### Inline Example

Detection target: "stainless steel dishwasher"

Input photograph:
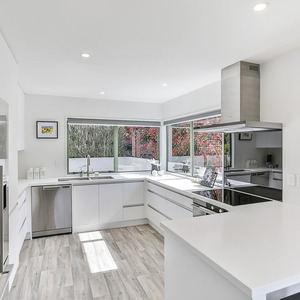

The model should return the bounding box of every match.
[31,185,72,238]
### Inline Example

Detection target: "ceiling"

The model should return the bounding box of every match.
[0,0,300,103]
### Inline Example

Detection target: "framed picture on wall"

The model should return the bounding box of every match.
[36,121,58,139]
[239,133,252,141]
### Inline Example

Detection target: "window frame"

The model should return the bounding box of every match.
[67,119,160,174]
[166,113,232,177]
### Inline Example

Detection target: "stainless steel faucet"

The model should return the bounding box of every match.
[87,155,90,177]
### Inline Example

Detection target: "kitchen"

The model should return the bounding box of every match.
[0,0,300,299]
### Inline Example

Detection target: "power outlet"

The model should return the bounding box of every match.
[297,175,300,187]
[287,174,296,186]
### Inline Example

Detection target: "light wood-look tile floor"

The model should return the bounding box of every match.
[9,225,164,300]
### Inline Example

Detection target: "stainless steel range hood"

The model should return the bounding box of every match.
[194,61,282,133]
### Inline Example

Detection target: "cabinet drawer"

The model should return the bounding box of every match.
[123,182,144,206]
[164,189,193,209]
[124,205,145,221]
[147,182,166,197]
[165,200,192,220]
[147,205,169,230]
[147,190,165,214]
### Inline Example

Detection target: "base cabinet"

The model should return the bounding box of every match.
[72,185,99,233]
[146,181,193,234]
[99,184,123,224]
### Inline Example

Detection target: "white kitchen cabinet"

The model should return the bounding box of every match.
[146,181,193,234]
[226,173,251,183]
[256,131,282,148]
[99,183,123,224]
[165,200,192,219]
[72,185,99,233]
[123,181,145,221]
[123,182,144,206]
[124,206,144,221]
[269,171,282,189]
[18,190,28,251]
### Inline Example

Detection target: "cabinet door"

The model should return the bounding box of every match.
[256,131,282,148]
[123,182,144,205]
[72,185,99,233]
[99,184,123,224]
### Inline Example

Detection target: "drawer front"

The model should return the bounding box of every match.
[147,205,169,230]
[147,190,166,214]
[165,200,192,220]
[123,182,144,206]
[147,182,166,197]
[124,205,145,221]
[272,171,282,180]
[164,189,193,209]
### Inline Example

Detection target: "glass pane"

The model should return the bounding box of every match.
[193,116,222,176]
[118,126,159,172]
[68,124,114,173]
[167,122,191,175]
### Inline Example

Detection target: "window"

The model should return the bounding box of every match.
[68,124,114,173]
[193,116,222,175]
[118,126,160,172]
[167,122,191,175]
[67,119,160,174]
[166,113,232,176]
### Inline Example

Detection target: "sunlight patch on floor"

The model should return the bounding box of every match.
[78,231,103,242]
[80,231,118,273]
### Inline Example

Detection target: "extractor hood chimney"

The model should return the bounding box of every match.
[194,61,282,133]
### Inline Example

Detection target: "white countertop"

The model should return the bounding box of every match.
[161,201,300,298]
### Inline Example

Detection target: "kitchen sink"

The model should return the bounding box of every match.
[58,177,91,181]
[89,176,113,180]
[58,176,114,181]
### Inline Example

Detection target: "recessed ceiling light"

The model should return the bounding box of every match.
[100,92,105,95]
[162,83,168,87]
[81,53,90,58]
[253,2,269,12]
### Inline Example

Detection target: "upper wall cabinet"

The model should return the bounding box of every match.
[17,86,25,151]
[256,131,282,148]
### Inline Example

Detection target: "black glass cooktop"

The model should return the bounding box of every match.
[232,185,282,201]
[192,188,272,206]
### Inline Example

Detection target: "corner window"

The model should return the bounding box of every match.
[118,126,160,172]
[167,114,232,176]
[193,116,222,174]
[167,122,191,175]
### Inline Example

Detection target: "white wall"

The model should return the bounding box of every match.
[18,94,162,178]
[162,81,221,121]
[261,47,300,205]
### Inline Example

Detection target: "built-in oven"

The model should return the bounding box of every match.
[192,197,228,217]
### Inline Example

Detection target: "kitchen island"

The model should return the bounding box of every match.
[162,201,300,300]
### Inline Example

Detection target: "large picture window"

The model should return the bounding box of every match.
[67,119,160,174]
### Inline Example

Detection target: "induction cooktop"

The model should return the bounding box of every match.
[192,188,272,206]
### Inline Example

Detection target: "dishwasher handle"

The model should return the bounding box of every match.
[42,186,63,191]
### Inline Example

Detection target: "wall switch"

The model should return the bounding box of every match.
[287,174,296,186]
[297,175,300,187]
